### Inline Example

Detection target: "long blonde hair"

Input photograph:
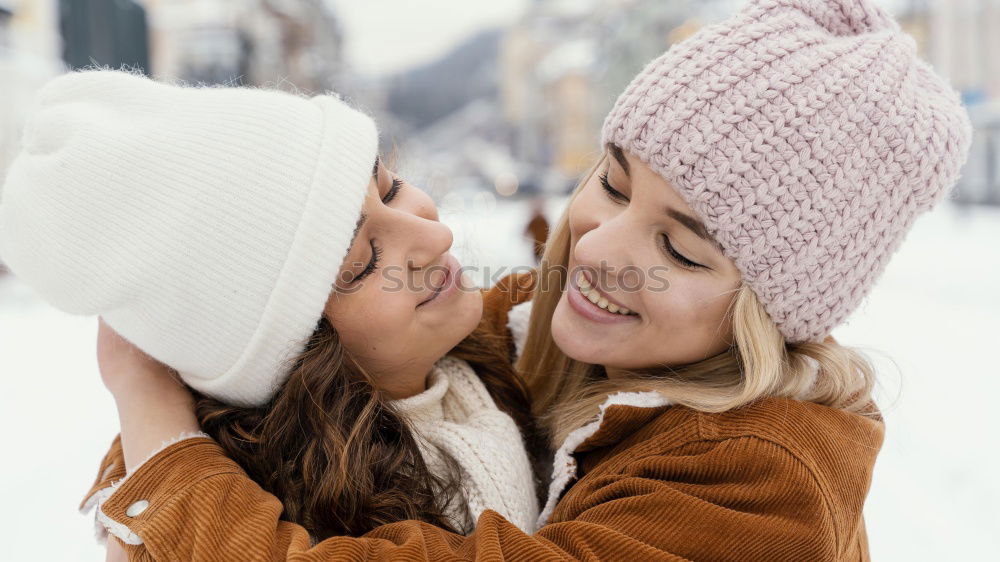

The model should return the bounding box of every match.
[515,154,879,447]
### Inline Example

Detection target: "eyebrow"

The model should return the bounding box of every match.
[607,144,630,176]
[347,155,381,254]
[347,211,369,255]
[666,208,718,247]
[606,143,719,249]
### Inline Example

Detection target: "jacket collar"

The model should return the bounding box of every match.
[537,391,673,528]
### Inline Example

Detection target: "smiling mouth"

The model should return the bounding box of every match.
[575,273,638,317]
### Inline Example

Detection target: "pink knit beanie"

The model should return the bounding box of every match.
[602,0,974,343]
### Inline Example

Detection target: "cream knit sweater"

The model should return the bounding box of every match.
[389,356,538,534]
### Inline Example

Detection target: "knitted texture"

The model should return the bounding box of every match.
[0,69,378,405]
[390,356,539,534]
[602,0,974,342]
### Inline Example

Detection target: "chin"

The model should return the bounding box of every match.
[551,295,611,365]
[418,289,484,368]
[458,288,484,332]
[443,288,484,346]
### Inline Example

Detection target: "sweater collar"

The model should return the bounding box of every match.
[388,358,453,423]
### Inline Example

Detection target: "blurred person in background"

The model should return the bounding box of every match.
[5,0,975,560]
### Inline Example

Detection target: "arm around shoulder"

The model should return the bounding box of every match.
[94,430,844,561]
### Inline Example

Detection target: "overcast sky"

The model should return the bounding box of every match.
[325,0,530,76]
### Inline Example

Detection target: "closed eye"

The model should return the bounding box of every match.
[661,234,703,270]
[353,240,383,284]
[600,172,628,203]
[382,178,403,204]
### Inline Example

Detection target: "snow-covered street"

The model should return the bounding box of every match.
[0,197,997,560]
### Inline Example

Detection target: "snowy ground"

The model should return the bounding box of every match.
[0,197,997,560]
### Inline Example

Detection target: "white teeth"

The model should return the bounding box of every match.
[575,276,636,316]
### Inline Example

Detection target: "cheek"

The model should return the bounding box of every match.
[642,277,736,339]
[567,180,603,240]
[328,282,416,361]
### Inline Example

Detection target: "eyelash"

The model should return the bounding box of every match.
[354,240,383,283]
[383,177,403,204]
[599,171,704,270]
[661,234,702,270]
[599,172,628,202]
[347,176,403,283]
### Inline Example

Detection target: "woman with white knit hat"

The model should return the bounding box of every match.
[0,68,540,546]
[59,0,973,559]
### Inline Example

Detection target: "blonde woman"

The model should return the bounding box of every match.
[80,0,972,559]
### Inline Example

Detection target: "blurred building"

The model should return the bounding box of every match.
[501,0,728,184]
[498,0,1000,203]
[58,0,150,72]
[143,0,345,92]
[4,0,60,60]
[4,0,999,206]
[896,0,1000,102]
[0,0,63,183]
[897,0,1000,205]
[388,0,863,196]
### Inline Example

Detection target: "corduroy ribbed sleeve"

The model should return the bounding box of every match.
[95,431,849,561]
[481,271,536,361]
[79,434,126,514]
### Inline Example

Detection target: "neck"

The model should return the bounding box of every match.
[604,366,628,380]
[379,362,435,400]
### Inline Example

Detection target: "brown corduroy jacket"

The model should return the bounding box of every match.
[81,273,884,561]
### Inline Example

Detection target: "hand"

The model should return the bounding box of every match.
[97,316,176,396]
[96,317,200,472]
[106,539,128,562]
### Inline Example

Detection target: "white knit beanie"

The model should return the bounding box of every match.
[0,69,378,406]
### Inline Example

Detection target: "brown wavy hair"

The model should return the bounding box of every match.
[191,313,537,541]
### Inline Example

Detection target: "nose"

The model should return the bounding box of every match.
[408,184,440,223]
[394,192,452,269]
[573,212,636,293]
[408,218,453,269]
